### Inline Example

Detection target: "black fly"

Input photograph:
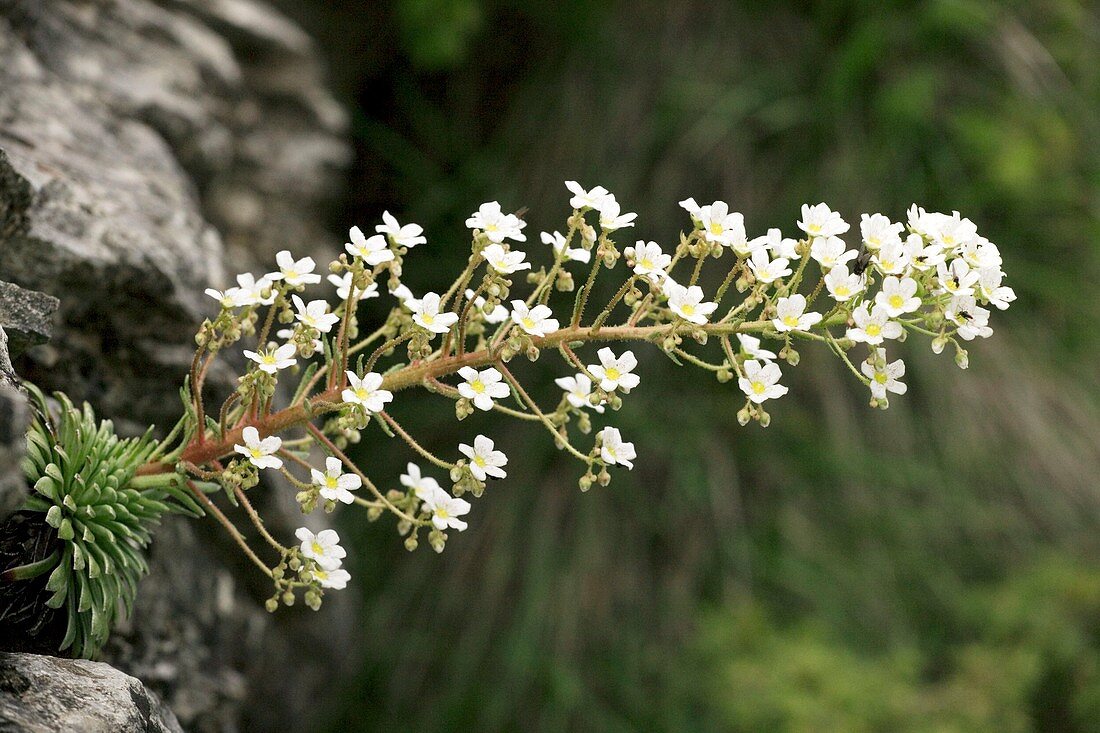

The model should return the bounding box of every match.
[851,243,873,276]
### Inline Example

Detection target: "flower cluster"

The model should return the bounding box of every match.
[168,182,1012,613]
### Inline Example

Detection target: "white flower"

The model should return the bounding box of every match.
[292,295,340,333]
[466,201,527,243]
[464,289,509,323]
[596,196,637,232]
[457,366,510,411]
[276,327,322,352]
[859,213,904,250]
[459,435,508,481]
[588,347,640,393]
[312,566,351,589]
[271,250,322,286]
[541,231,590,263]
[510,301,559,337]
[872,237,912,275]
[327,273,379,302]
[748,228,798,259]
[482,243,531,274]
[823,264,864,302]
[376,210,426,248]
[846,303,903,345]
[746,247,792,284]
[772,294,822,332]
[875,276,922,317]
[312,456,361,505]
[599,427,636,470]
[736,334,777,361]
[666,282,718,325]
[234,426,283,470]
[860,348,907,400]
[294,527,346,571]
[678,197,702,219]
[738,359,789,404]
[936,258,980,297]
[809,236,857,270]
[390,283,418,309]
[630,241,671,282]
[906,204,935,238]
[400,463,443,499]
[958,236,1002,270]
[345,226,395,266]
[341,371,393,413]
[697,201,747,250]
[977,267,1016,311]
[204,284,249,309]
[554,373,604,412]
[946,295,993,341]
[798,203,850,238]
[243,343,297,374]
[927,211,978,250]
[411,292,459,334]
[418,483,472,532]
[907,234,946,272]
[565,180,611,210]
[233,273,276,306]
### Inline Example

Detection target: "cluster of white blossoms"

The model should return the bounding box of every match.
[188,180,1011,610]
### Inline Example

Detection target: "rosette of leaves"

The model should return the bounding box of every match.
[4,385,202,658]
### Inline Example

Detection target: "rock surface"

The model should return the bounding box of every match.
[0,0,356,729]
[0,652,183,732]
[0,327,28,521]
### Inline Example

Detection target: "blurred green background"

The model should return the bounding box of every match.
[277,1,1100,730]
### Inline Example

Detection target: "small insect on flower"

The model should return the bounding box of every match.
[738,359,789,404]
[798,203,850,238]
[457,366,511,411]
[418,483,472,532]
[555,373,605,413]
[665,282,718,325]
[946,295,993,341]
[599,427,636,469]
[459,435,508,481]
[737,334,777,361]
[312,456,362,505]
[565,180,611,211]
[312,566,351,590]
[936,259,981,297]
[243,343,297,374]
[861,348,907,400]
[772,294,822,333]
[596,195,637,232]
[875,276,922,318]
[341,371,393,413]
[482,243,532,274]
[541,231,591,263]
[824,264,865,302]
[510,301,559,337]
[588,348,641,393]
[345,225,396,266]
[271,250,322,287]
[234,426,283,469]
[411,292,460,334]
[466,202,527,243]
[846,303,903,345]
[377,211,427,248]
[630,241,672,282]
[292,295,340,333]
[295,527,346,571]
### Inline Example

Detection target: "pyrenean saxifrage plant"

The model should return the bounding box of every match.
[6,183,1015,657]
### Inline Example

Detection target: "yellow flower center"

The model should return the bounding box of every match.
[836,285,850,297]
[751,381,766,394]
[522,317,536,330]
[681,303,696,316]
[782,315,799,327]
[355,387,370,400]
[261,353,276,364]
[640,258,653,270]
[605,367,621,381]
[865,324,882,337]
[311,541,324,555]
[250,448,264,459]
[474,456,486,467]
[708,222,724,235]
[325,476,339,488]
[421,312,435,325]
[436,507,450,519]
[485,222,499,232]
[471,380,485,394]
[881,259,895,270]
[888,294,904,309]
[807,223,822,234]
[875,372,889,384]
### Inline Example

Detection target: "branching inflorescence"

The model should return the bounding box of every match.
[18,182,1016,645]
